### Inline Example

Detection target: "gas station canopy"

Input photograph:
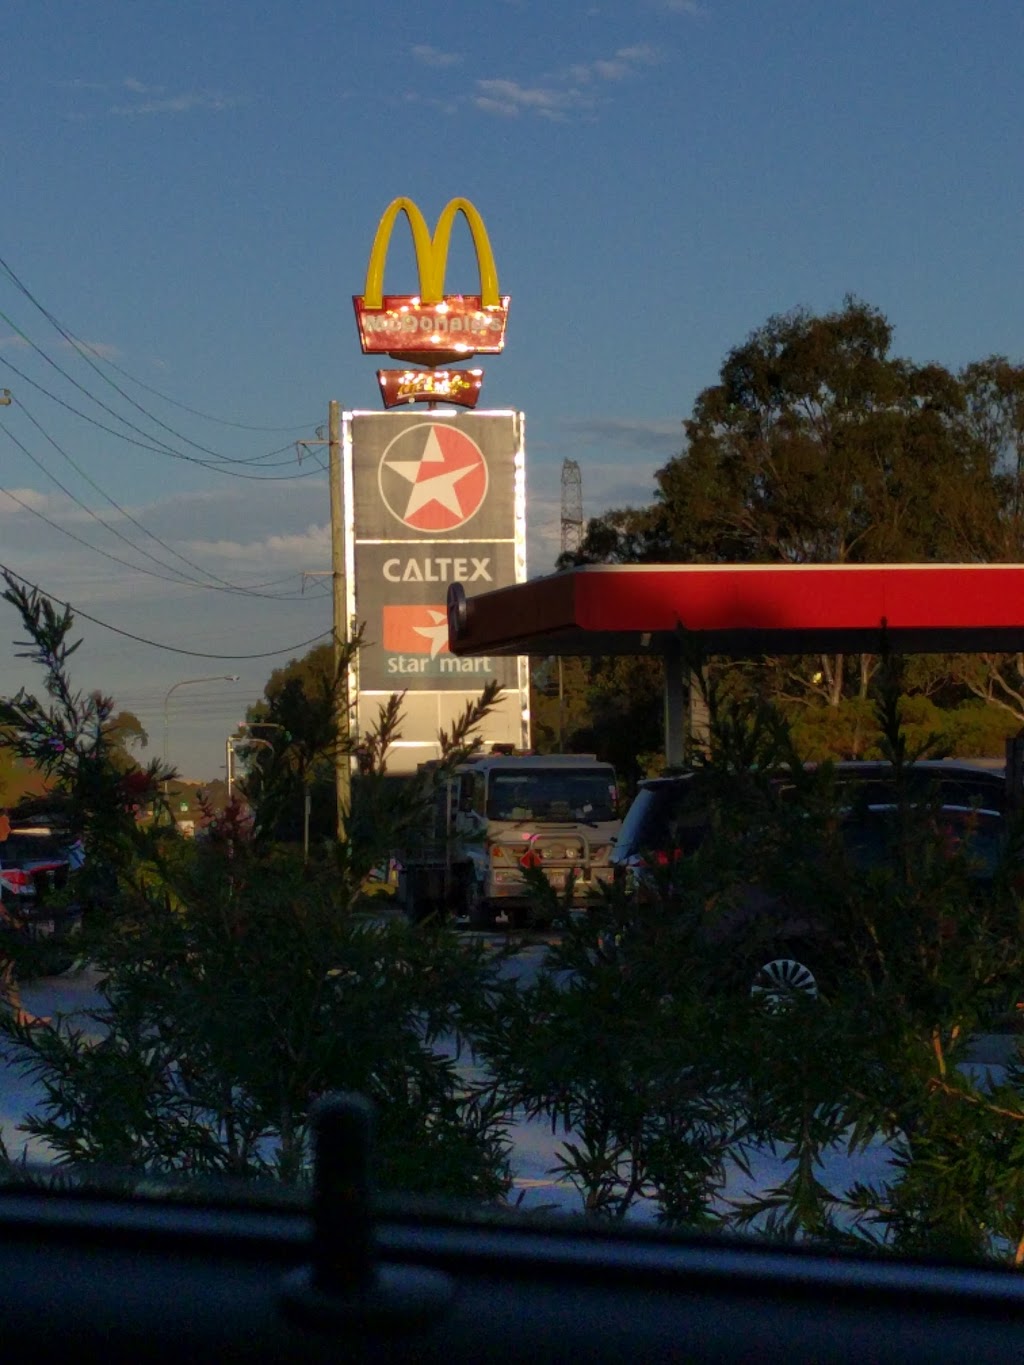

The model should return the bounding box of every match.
[447,563,1024,660]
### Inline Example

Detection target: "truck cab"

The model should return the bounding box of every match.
[396,753,622,927]
[449,754,621,928]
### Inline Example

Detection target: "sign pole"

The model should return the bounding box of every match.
[329,399,352,840]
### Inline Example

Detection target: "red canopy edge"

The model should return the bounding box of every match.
[448,564,1024,657]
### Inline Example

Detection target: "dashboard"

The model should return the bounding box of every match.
[4,1096,1024,1364]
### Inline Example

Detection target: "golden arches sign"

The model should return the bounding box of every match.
[353,196,509,361]
[361,196,501,309]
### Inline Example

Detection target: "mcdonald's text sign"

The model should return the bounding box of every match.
[353,197,510,362]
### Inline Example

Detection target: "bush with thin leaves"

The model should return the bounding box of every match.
[0,571,511,1201]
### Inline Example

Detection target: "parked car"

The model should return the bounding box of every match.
[608,760,1013,1007]
[613,760,1009,865]
[0,821,83,972]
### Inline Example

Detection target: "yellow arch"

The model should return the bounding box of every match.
[360,196,502,308]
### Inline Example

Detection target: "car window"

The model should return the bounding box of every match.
[614,781,699,857]
[840,808,1006,878]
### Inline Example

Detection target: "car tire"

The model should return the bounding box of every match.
[750,956,820,1011]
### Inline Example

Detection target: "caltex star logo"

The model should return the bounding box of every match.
[378,423,488,532]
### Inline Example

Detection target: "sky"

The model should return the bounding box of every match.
[0,0,1022,780]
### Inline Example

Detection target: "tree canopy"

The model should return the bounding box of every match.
[566,298,1024,758]
[577,298,1024,571]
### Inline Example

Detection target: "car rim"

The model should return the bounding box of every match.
[750,958,819,1009]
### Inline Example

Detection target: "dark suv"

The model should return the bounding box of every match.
[613,760,1008,865]
[609,760,1011,1005]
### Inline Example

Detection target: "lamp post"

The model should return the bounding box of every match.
[227,723,309,858]
[162,675,240,778]
[228,722,288,798]
[226,733,274,800]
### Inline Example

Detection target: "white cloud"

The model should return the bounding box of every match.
[474,43,663,120]
[61,338,121,361]
[0,486,55,518]
[184,522,330,566]
[585,44,662,82]
[411,44,462,67]
[122,77,162,94]
[561,416,683,456]
[0,334,119,361]
[0,480,332,603]
[473,78,591,120]
[109,91,248,116]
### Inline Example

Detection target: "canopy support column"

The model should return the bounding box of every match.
[663,644,689,769]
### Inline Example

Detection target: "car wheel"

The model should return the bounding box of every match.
[750,957,819,1011]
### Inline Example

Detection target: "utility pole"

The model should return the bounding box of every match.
[329,400,351,841]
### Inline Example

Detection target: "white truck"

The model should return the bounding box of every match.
[397,753,622,928]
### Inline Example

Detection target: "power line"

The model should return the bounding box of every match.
[0,563,333,660]
[10,401,319,600]
[0,288,314,466]
[0,354,322,479]
[0,476,326,603]
[1,417,320,600]
[0,253,313,434]
[0,479,203,589]
[8,406,247,592]
[0,301,236,463]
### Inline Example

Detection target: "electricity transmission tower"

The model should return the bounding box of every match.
[560,459,583,557]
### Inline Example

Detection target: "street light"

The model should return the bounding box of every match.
[162,675,240,775]
[225,733,279,803]
[225,724,309,856]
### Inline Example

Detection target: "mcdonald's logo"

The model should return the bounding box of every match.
[353,197,510,362]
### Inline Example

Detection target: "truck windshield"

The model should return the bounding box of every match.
[486,768,617,822]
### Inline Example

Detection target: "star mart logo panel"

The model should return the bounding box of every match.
[377,604,498,683]
[383,605,449,658]
[378,422,489,533]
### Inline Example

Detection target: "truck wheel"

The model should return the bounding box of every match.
[404,870,440,924]
[466,887,496,930]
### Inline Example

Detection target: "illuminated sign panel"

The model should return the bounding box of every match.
[345,410,527,768]
[354,542,519,692]
[377,368,483,408]
[353,197,510,362]
[352,416,515,539]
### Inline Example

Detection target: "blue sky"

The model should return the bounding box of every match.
[1,0,1022,779]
